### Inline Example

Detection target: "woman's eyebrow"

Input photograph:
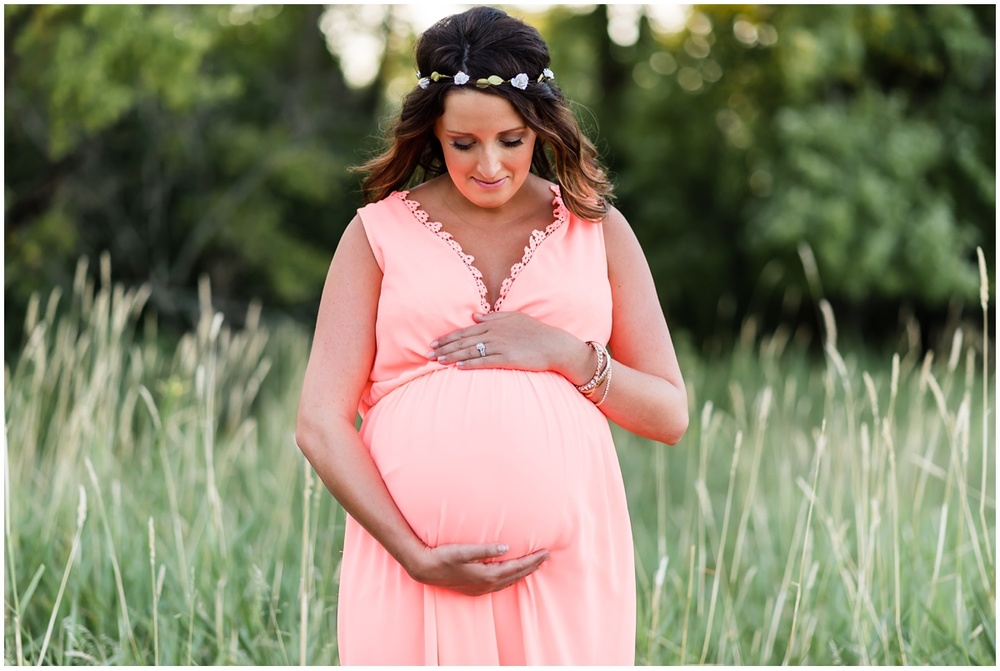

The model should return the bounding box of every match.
[442,126,528,135]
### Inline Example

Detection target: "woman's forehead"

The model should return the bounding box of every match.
[438,90,526,131]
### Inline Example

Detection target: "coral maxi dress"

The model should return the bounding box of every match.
[337,184,635,664]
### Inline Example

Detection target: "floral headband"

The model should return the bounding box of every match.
[417,68,554,91]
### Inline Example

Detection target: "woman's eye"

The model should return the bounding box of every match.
[449,138,523,151]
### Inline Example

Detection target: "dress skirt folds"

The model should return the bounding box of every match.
[337,187,635,664]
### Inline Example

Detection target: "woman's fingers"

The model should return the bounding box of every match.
[442,542,510,562]
[428,311,572,372]
[466,548,550,594]
[429,333,488,360]
[429,332,497,363]
[429,341,494,363]
[412,543,550,596]
[428,315,522,362]
[430,322,489,349]
[492,549,550,582]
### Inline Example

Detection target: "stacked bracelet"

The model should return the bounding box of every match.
[595,355,613,407]
[576,341,613,404]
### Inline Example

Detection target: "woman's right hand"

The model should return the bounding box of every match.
[404,543,550,596]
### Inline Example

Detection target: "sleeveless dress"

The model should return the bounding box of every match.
[337,185,635,665]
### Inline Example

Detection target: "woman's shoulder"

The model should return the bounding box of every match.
[358,189,414,226]
[598,203,646,270]
[528,173,559,198]
[354,191,418,254]
[403,174,449,200]
[599,203,629,231]
[362,189,407,210]
[546,177,622,228]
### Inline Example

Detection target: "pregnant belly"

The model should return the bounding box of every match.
[360,367,613,557]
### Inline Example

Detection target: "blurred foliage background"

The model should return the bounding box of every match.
[4,4,996,353]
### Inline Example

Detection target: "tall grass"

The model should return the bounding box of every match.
[5,254,330,665]
[629,249,996,665]
[4,252,995,665]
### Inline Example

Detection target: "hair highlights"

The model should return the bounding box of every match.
[356,6,613,221]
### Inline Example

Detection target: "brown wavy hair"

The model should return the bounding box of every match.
[356,6,613,221]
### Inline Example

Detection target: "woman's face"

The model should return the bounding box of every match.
[434,89,537,210]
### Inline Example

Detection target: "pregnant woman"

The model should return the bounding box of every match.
[295,6,688,665]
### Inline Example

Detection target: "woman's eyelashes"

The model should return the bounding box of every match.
[450,138,525,151]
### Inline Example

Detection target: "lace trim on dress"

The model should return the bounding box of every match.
[396,192,491,311]
[395,185,569,313]
[494,188,568,312]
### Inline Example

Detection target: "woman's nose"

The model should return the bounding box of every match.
[478,147,501,179]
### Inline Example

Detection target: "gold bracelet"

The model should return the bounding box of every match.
[594,356,613,407]
[576,341,608,395]
[583,355,611,397]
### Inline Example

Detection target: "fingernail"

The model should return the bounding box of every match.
[498,544,509,553]
[425,352,436,359]
[430,340,439,347]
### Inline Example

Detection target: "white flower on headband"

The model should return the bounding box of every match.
[416,68,554,90]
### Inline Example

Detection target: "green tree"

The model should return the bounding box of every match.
[544,4,994,342]
[5,5,378,347]
[745,5,994,326]
[5,5,994,350]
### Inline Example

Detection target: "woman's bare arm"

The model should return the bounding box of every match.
[597,206,688,444]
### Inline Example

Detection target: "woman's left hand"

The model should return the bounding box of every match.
[428,312,594,385]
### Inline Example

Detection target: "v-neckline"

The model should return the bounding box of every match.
[396,184,568,314]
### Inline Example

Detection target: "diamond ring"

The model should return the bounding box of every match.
[476,342,487,357]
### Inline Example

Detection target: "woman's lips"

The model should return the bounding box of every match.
[473,176,507,189]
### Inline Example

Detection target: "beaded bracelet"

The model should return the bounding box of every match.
[576,341,605,394]
[594,357,613,407]
[577,341,611,398]
[587,357,611,398]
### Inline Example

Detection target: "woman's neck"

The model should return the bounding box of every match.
[438,174,546,228]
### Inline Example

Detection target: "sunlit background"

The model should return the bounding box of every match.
[318,4,692,88]
[7,3,993,350]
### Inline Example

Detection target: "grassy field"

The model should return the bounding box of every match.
[4,253,995,665]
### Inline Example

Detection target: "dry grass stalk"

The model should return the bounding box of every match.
[37,486,87,665]
[784,422,826,664]
[700,429,742,664]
